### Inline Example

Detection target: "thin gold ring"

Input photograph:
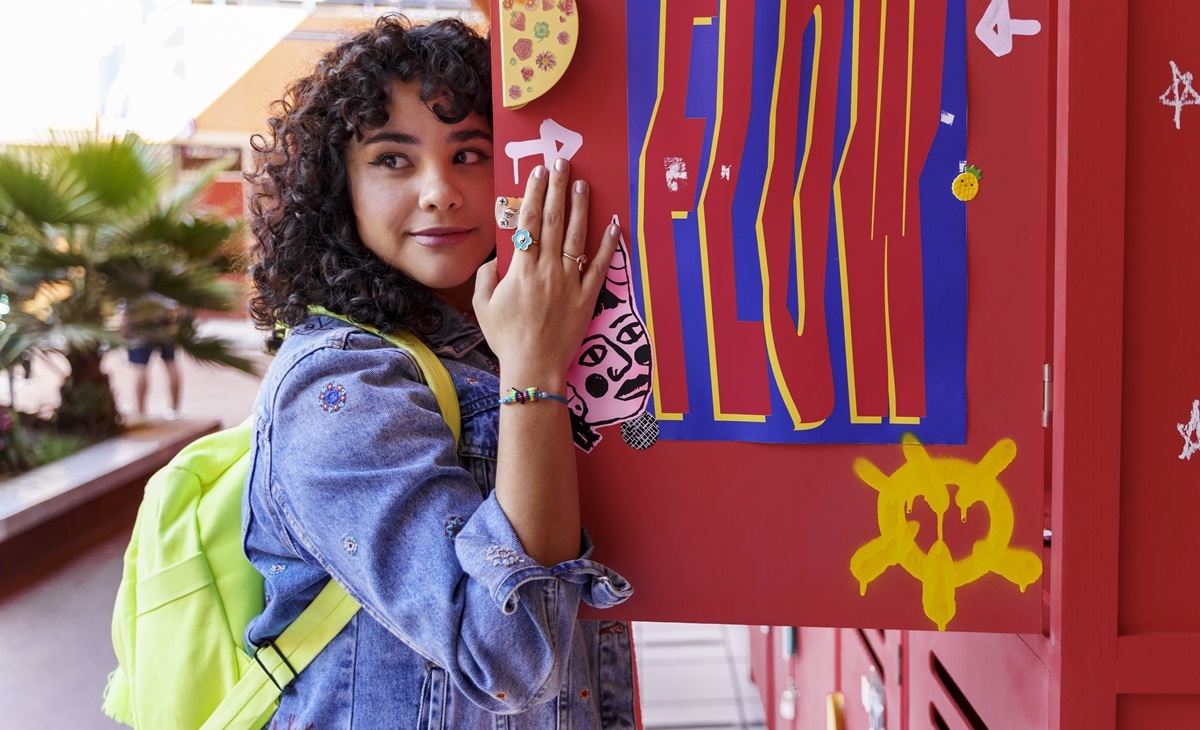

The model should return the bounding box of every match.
[562,252,588,271]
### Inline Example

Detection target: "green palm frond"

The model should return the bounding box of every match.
[173,314,256,374]
[52,321,114,351]
[63,135,163,212]
[0,155,106,226]
[96,256,239,313]
[128,215,240,261]
[146,265,242,313]
[92,254,151,298]
[15,245,90,272]
[174,337,257,374]
[0,191,22,244]
[0,332,41,372]
[0,312,47,370]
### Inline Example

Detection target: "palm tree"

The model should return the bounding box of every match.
[0,132,255,437]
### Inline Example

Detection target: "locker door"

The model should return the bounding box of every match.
[491,0,1052,633]
[839,629,904,730]
[906,631,1049,730]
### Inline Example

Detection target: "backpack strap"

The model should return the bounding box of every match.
[202,309,462,730]
[200,580,359,730]
[308,306,461,446]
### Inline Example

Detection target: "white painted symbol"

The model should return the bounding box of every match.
[1179,399,1200,461]
[940,111,956,125]
[958,160,968,173]
[503,118,584,184]
[664,157,688,192]
[975,0,1041,58]
[720,164,732,180]
[1160,61,1200,131]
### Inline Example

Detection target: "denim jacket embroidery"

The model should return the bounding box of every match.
[243,308,635,728]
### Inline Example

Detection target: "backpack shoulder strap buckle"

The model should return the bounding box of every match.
[252,638,299,692]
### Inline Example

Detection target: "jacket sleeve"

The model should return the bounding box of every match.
[260,337,631,714]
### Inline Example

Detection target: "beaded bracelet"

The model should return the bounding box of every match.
[498,386,569,406]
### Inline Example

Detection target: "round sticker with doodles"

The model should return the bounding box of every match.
[500,0,579,109]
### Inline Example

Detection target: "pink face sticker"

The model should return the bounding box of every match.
[566,235,653,452]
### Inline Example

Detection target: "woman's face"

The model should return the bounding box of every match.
[346,80,495,309]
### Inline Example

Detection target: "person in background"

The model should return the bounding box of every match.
[242,15,636,728]
[118,294,182,420]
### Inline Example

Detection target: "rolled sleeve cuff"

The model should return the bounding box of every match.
[455,493,634,614]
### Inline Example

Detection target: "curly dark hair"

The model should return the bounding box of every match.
[245,14,492,338]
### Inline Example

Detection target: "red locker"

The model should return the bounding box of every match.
[749,625,774,726]
[770,629,797,730]
[838,629,903,730]
[905,632,1048,730]
[780,628,839,730]
[758,627,841,730]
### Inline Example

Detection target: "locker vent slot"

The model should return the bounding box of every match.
[930,706,951,730]
[856,628,886,682]
[931,653,989,729]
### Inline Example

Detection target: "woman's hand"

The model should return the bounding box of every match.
[474,158,619,565]
[474,158,621,391]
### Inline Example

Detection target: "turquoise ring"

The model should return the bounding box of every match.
[512,229,538,250]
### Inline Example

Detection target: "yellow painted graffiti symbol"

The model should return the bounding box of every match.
[849,434,1043,631]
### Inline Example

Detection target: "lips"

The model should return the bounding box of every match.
[410,227,474,246]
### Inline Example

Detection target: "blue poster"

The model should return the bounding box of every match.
[621,0,968,444]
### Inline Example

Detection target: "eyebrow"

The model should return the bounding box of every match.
[360,128,492,146]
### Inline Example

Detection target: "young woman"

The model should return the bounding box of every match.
[243,15,635,728]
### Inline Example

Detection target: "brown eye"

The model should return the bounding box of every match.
[371,154,411,169]
[455,149,490,164]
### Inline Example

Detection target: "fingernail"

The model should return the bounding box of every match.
[609,223,621,237]
[574,180,588,194]
[554,158,569,172]
[533,165,547,179]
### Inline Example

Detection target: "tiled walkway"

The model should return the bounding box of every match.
[0,316,769,729]
[635,622,767,729]
[0,528,770,729]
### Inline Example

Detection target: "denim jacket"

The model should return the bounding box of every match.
[242,305,636,729]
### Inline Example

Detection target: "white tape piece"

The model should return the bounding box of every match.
[975,0,1041,58]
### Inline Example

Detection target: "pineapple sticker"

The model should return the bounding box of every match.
[952,165,982,202]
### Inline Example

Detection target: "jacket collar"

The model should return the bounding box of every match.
[408,296,487,360]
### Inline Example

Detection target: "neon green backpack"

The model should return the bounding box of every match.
[102,315,460,730]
